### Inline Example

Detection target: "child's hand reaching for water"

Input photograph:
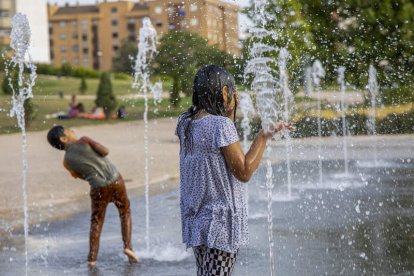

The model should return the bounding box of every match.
[262,122,295,139]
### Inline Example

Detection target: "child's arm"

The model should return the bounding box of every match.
[221,122,292,183]
[63,160,83,179]
[79,136,109,157]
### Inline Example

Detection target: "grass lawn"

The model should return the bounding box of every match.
[0,95,191,135]
[0,73,173,97]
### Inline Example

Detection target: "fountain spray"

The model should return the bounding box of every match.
[337,66,349,175]
[244,0,280,274]
[239,92,255,214]
[278,49,294,199]
[132,17,157,252]
[367,65,379,165]
[239,92,255,153]
[6,13,37,276]
[312,60,325,186]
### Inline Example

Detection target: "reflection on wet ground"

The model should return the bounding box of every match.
[2,157,414,275]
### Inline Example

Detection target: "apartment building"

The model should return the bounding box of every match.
[0,0,50,63]
[48,0,239,71]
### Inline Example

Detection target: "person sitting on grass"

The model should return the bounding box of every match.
[46,126,139,267]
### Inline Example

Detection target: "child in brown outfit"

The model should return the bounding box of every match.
[47,125,139,266]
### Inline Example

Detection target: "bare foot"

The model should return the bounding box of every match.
[88,261,96,267]
[123,248,139,264]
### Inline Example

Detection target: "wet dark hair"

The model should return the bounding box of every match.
[47,125,66,150]
[178,64,237,155]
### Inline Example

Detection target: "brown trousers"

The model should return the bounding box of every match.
[88,176,132,262]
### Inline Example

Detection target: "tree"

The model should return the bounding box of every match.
[112,40,138,74]
[95,72,117,118]
[24,98,37,126]
[79,76,87,94]
[153,31,235,106]
[298,0,414,88]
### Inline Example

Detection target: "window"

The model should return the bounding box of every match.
[83,48,89,54]
[190,4,198,12]
[59,21,66,27]
[60,34,67,40]
[72,33,78,39]
[0,28,10,36]
[82,20,88,29]
[190,18,198,26]
[112,20,118,26]
[156,22,163,28]
[82,34,88,41]
[61,46,67,52]
[72,45,79,52]
[113,45,119,51]
[72,20,77,27]
[83,58,89,66]
[62,58,67,64]
[154,6,162,14]
[0,10,10,17]
[73,58,79,65]
[112,32,118,38]
[128,18,135,24]
[111,7,118,13]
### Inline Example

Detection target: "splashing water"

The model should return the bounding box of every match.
[132,17,157,253]
[244,0,281,274]
[239,92,255,214]
[367,65,379,165]
[6,13,37,276]
[337,67,349,175]
[312,60,325,186]
[304,66,313,98]
[239,92,255,153]
[151,81,163,105]
[278,49,294,199]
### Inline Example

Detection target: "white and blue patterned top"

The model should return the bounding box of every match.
[176,113,248,253]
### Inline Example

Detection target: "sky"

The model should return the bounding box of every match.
[48,0,253,37]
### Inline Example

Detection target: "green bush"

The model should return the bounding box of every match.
[380,85,414,105]
[113,73,130,80]
[79,76,87,94]
[34,63,99,79]
[71,67,99,78]
[378,112,414,134]
[95,72,117,117]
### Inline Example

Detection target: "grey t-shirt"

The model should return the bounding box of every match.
[64,142,120,189]
[176,113,248,253]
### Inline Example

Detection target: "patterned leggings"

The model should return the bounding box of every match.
[193,245,237,276]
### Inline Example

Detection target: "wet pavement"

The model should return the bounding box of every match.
[2,138,414,275]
